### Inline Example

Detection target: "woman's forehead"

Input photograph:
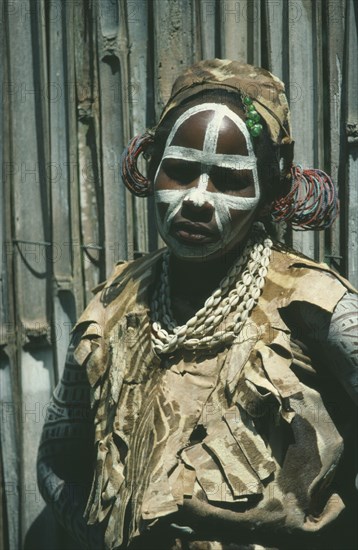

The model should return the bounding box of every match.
[170,105,249,156]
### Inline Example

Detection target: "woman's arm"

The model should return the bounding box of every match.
[37,327,104,549]
[293,292,358,404]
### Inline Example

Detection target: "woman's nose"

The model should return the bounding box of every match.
[181,198,214,222]
[181,180,215,222]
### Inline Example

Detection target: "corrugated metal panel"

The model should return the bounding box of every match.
[0,0,356,547]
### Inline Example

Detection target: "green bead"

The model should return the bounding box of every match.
[246,119,255,129]
[248,104,256,112]
[251,124,263,137]
[248,110,260,123]
[243,96,252,106]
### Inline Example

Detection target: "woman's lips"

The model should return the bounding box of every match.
[171,222,219,245]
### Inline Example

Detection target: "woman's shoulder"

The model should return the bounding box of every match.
[64,248,165,393]
[266,241,357,314]
[75,248,164,324]
[69,249,164,360]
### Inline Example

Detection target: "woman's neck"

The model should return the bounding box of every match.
[168,244,244,324]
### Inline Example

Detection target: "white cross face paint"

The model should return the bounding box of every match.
[154,103,261,259]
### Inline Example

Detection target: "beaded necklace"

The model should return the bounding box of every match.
[151,223,273,354]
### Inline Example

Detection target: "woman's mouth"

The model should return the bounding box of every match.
[171,221,219,245]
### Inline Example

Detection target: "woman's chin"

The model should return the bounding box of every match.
[163,234,222,261]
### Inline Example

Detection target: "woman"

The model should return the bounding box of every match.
[37,60,357,550]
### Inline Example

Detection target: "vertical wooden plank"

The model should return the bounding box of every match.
[263,0,286,245]
[220,0,248,60]
[0,436,4,548]
[219,0,260,64]
[325,0,346,271]
[126,0,149,255]
[65,2,85,320]
[153,0,197,116]
[5,0,54,543]
[199,0,216,59]
[20,346,54,542]
[263,0,285,79]
[1,6,20,546]
[0,0,6,346]
[49,0,81,380]
[345,0,358,286]
[0,5,20,546]
[0,351,19,550]
[7,0,50,335]
[247,0,261,65]
[74,0,103,301]
[288,0,316,259]
[313,0,325,262]
[97,0,132,274]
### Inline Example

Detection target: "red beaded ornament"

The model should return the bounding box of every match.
[121,133,154,197]
[271,165,339,230]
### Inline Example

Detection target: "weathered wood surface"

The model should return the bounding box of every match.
[0,1,356,548]
[127,0,150,255]
[75,0,104,299]
[325,0,346,271]
[288,0,316,259]
[0,7,19,547]
[49,0,82,381]
[345,0,358,287]
[97,0,133,273]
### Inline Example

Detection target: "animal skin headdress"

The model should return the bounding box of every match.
[159,59,292,145]
[121,59,338,230]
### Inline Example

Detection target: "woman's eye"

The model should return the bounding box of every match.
[211,167,254,192]
[162,160,200,184]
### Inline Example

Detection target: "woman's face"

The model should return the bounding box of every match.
[154,102,262,261]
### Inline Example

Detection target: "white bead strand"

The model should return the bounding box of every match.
[151,223,273,354]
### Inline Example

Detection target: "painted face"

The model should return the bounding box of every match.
[154,103,261,260]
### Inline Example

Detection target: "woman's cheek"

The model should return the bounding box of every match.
[157,202,169,222]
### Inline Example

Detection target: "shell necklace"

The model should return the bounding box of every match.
[151,223,273,354]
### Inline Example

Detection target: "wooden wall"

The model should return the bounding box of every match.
[0,0,357,548]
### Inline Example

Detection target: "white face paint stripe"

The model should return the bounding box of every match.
[203,109,224,153]
[162,146,257,170]
[198,108,223,192]
[155,103,259,201]
[156,189,259,211]
[154,103,261,259]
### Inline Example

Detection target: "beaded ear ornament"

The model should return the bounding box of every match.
[271,164,339,230]
[121,132,154,197]
[241,95,263,138]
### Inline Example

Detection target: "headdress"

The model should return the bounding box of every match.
[121,59,338,230]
